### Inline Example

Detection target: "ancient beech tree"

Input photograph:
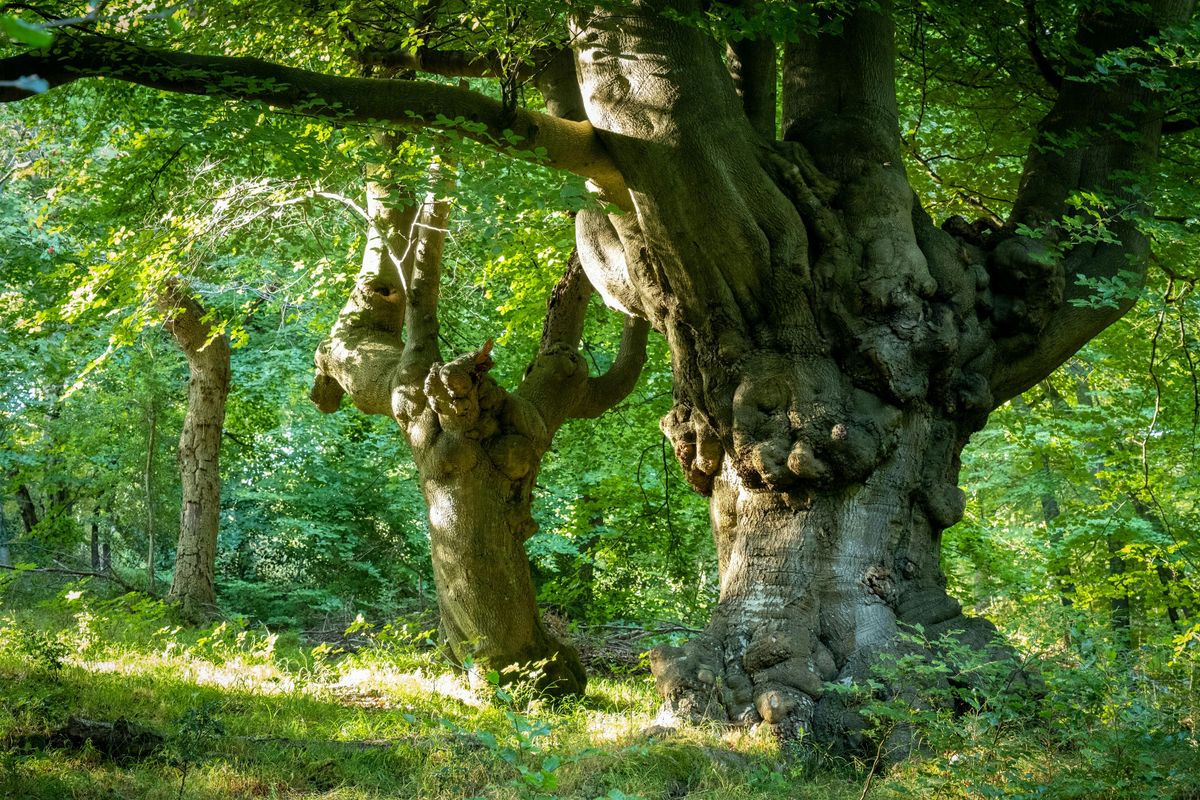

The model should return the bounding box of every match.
[2,0,1193,741]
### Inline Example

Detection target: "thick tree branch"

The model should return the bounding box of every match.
[1023,0,1064,91]
[539,253,591,352]
[399,157,452,382]
[359,45,562,81]
[990,0,1196,403]
[0,35,628,199]
[781,3,900,164]
[1161,116,1200,134]
[572,316,650,419]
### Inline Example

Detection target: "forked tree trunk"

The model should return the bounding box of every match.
[311,123,645,696]
[159,284,231,620]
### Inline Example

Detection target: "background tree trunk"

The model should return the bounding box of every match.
[144,401,157,594]
[16,484,38,534]
[160,283,232,620]
[0,505,10,568]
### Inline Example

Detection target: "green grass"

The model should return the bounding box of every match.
[0,586,1197,799]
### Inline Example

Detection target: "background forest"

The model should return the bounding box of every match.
[1,1,1199,798]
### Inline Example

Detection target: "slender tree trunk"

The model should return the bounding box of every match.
[160,284,232,620]
[1108,535,1132,646]
[16,484,38,534]
[0,506,11,568]
[89,513,100,572]
[1036,383,1075,606]
[1129,495,1191,626]
[1038,456,1074,607]
[145,401,158,594]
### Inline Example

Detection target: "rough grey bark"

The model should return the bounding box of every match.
[159,283,231,620]
[310,128,647,697]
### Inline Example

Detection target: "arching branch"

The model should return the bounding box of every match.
[572,315,650,420]
[989,0,1196,404]
[0,35,627,199]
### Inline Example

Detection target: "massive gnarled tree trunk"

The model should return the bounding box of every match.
[564,1,1192,740]
[309,130,647,697]
[1,0,1191,745]
[159,283,231,620]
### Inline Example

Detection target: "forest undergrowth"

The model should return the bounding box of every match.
[0,579,1197,800]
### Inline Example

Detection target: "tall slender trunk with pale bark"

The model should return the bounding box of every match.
[159,284,231,620]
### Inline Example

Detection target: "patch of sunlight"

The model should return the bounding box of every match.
[80,653,294,694]
[188,656,295,693]
[332,664,483,708]
[585,710,651,743]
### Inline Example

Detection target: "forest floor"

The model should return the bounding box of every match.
[0,584,1197,799]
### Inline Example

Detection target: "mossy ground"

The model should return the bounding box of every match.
[0,584,1196,799]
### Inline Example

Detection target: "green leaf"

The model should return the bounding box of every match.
[0,15,53,48]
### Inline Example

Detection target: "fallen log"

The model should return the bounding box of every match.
[53,716,164,760]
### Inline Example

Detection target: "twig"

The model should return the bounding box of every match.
[0,563,139,593]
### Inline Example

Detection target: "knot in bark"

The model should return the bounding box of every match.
[661,404,723,495]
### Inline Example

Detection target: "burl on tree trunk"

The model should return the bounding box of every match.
[160,281,231,621]
[565,1,1187,741]
[310,130,647,697]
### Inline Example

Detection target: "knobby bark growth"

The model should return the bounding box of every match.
[1,0,1191,744]
[159,282,231,620]
[308,129,647,697]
